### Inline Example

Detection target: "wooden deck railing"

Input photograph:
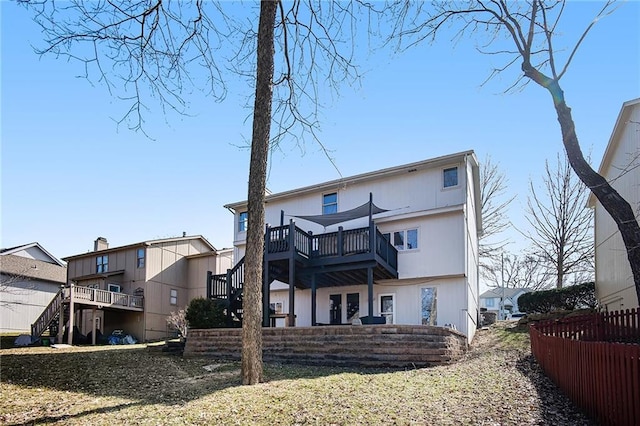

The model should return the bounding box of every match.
[70,284,144,309]
[265,222,397,266]
[31,287,64,339]
[530,309,640,426]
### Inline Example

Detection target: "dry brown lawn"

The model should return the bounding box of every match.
[0,323,594,425]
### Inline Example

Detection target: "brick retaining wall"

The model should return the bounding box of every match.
[184,325,468,367]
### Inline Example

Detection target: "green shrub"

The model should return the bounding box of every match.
[185,297,227,329]
[519,282,597,314]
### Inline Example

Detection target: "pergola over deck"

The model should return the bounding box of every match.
[208,194,399,326]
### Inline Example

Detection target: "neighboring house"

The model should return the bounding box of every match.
[588,98,640,311]
[33,235,232,344]
[479,287,531,319]
[1,243,67,334]
[219,151,482,342]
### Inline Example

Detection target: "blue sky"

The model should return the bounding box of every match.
[1,1,639,265]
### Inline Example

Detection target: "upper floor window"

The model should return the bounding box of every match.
[137,248,145,268]
[239,211,248,232]
[96,255,108,273]
[322,192,338,215]
[170,289,178,305]
[485,298,495,307]
[108,283,121,293]
[443,167,459,188]
[384,228,418,251]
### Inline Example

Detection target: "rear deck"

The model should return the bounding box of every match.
[207,220,399,327]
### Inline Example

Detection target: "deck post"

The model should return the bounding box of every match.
[338,226,344,256]
[67,283,75,345]
[226,267,232,325]
[57,286,64,344]
[263,256,270,327]
[288,238,296,327]
[367,267,374,320]
[206,271,212,299]
[311,274,317,326]
[91,307,97,345]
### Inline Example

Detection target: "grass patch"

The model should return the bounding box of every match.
[0,326,589,425]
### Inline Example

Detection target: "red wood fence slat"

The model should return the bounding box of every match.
[529,308,640,426]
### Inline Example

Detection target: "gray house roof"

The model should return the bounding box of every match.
[479,287,531,300]
[0,254,67,284]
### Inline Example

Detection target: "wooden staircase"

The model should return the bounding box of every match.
[208,257,245,326]
[31,288,69,340]
[207,256,284,326]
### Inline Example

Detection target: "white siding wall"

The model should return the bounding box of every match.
[269,277,469,334]
[230,154,480,341]
[0,278,61,333]
[594,103,640,309]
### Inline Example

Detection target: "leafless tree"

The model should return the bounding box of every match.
[479,155,515,281]
[387,0,640,304]
[524,153,594,288]
[19,0,379,384]
[0,271,36,310]
[485,251,553,290]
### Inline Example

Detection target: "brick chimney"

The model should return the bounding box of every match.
[94,237,108,251]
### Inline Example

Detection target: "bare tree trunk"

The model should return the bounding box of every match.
[530,73,640,303]
[242,0,277,385]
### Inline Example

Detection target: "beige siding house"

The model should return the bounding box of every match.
[1,243,67,334]
[222,151,482,342]
[588,98,640,310]
[32,235,232,344]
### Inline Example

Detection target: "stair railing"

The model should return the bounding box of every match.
[31,286,64,339]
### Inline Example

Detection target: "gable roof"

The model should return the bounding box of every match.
[0,242,65,267]
[588,98,640,207]
[479,287,531,299]
[62,235,217,261]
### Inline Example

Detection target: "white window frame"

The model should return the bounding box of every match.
[485,298,495,308]
[378,293,396,324]
[238,211,248,232]
[420,287,437,326]
[170,289,178,305]
[384,228,419,251]
[443,166,459,189]
[136,248,145,268]
[108,283,121,293]
[322,192,338,215]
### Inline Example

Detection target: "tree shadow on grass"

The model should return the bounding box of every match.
[0,347,243,405]
[515,354,597,425]
[0,345,396,406]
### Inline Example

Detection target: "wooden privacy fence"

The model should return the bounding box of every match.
[530,309,640,426]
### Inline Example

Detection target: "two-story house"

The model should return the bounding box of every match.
[588,98,640,311]
[32,235,232,344]
[1,242,67,334]
[219,151,481,342]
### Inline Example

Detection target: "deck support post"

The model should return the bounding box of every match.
[263,257,271,327]
[91,307,97,345]
[67,283,75,345]
[226,267,233,326]
[367,267,374,319]
[57,286,65,344]
[288,257,296,327]
[311,274,317,326]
